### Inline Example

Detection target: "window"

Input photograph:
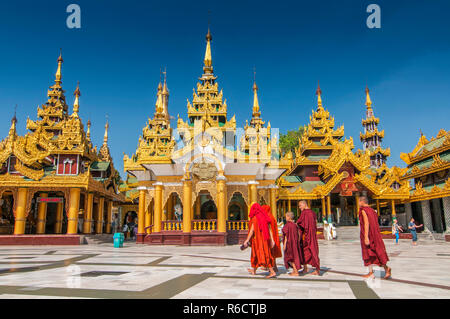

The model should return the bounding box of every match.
[56,155,79,175]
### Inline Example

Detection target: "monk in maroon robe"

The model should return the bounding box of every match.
[262,205,282,272]
[242,203,276,278]
[282,211,304,276]
[297,200,320,275]
[359,196,391,279]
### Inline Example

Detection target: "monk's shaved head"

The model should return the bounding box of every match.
[360,196,369,204]
[298,200,308,211]
[286,211,294,220]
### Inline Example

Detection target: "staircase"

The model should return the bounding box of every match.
[335,226,360,241]
[80,234,114,245]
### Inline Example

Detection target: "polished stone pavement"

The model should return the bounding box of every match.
[0,236,448,299]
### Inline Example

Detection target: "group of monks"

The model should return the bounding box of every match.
[242,196,392,280]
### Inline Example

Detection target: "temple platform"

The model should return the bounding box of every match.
[0,235,81,246]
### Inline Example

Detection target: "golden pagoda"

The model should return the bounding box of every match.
[400,129,450,234]
[277,84,410,225]
[0,53,124,239]
[123,29,284,245]
[359,87,390,168]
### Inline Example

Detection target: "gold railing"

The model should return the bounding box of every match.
[192,219,217,231]
[227,220,249,231]
[162,220,183,231]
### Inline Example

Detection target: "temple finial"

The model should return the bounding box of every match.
[86,119,91,141]
[73,81,81,116]
[9,105,18,137]
[365,86,372,109]
[203,26,213,73]
[55,49,63,83]
[252,68,259,114]
[103,117,109,145]
[316,81,322,108]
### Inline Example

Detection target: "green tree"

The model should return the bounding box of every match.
[279,126,305,156]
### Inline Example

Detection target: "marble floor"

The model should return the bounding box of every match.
[0,237,448,299]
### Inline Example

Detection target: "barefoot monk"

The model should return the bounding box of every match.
[297,200,321,276]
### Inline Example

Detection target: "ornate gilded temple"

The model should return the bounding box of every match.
[400,129,450,234]
[0,53,124,241]
[123,29,284,245]
[276,86,410,225]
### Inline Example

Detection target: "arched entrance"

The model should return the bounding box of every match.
[201,199,217,219]
[227,192,247,220]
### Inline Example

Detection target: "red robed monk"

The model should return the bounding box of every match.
[282,211,304,276]
[262,205,282,273]
[297,200,320,276]
[242,203,276,278]
[358,196,391,279]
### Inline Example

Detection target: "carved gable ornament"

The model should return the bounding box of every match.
[192,161,218,181]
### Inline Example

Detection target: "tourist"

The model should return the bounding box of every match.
[262,205,282,273]
[297,200,320,276]
[242,203,276,279]
[282,211,303,276]
[392,218,403,244]
[408,217,423,246]
[358,196,391,279]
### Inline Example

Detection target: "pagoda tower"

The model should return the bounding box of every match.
[359,87,390,168]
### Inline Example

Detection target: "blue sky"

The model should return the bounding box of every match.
[0,0,449,178]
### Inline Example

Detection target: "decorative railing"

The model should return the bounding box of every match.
[192,219,217,231]
[162,220,183,231]
[227,220,249,231]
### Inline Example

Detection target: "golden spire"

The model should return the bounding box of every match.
[73,81,81,116]
[203,28,213,73]
[55,49,63,84]
[316,81,323,109]
[103,120,109,145]
[86,119,91,141]
[365,86,372,109]
[9,105,17,138]
[252,81,260,115]
[161,69,170,120]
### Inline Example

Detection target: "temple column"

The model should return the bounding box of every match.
[216,177,227,233]
[67,188,81,235]
[283,200,286,215]
[95,197,105,234]
[83,193,94,234]
[137,187,146,235]
[442,197,450,233]
[355,193,360,224]
[154,183,163,232]
[105,200,113,234]
[269,186,277,221]
[13,188,28,235]
[145,202,151,234]
[420,200,433,233]
[183,180,192,233]
[376,199,381,217]
[326,195,331,221]
[195,196,201,219]
[36,193,48,234]
[248,181,258,215]
[405,202,413,225]
[167,194,174,220]
[391,199,396,220]
[288,199,291,212]
[322,197,326,222]
[54,201,64,234]
[431,199,444,233]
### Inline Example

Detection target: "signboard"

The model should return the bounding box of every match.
[37,197,64,203]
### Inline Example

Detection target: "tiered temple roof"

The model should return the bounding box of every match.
[400,129,450,202]
[359,87,390,168]
[0,53,122,201]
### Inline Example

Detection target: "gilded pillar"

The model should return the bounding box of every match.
[391,199,396,218]
[167,194,174,220]
[13,188,28,235]
[67,188,81,235]
[95,197,105,234]
[54,201,64,234]
[269,186,277,221]
[183,180,192,233]
[195,196,201,219]
[145,202,151,234]
[249,181,258,208]
[138,187,146,235]
[355,193,360,224]
[217,177,227,233]
[105,200,113,234]
[283,200,286,215]
[36,193,48,234]
[288,199,291,212]
[83,193,94,234]
[321,197,326,221]
[376,199,381,217]
[326,195,331,220]
[154,183,163,232]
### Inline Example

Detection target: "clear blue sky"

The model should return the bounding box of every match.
[0,0,449,178]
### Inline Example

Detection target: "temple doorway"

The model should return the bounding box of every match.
[201,199,217,219]
[227,193,247,220]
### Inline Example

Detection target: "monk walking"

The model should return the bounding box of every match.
[359,196,391,279]
[282,211,304,276]
[242,203,276,278]
[262,205,282,273]
[297,200,320,276]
